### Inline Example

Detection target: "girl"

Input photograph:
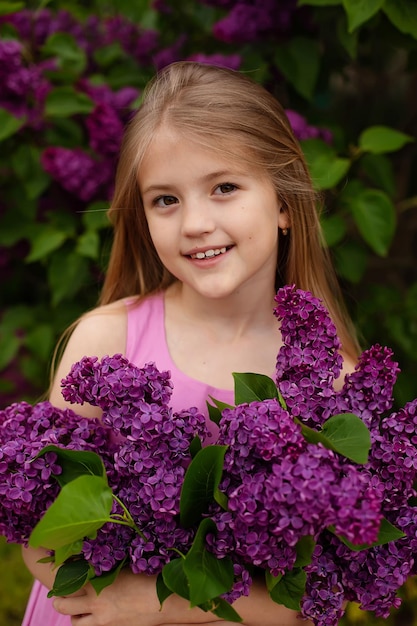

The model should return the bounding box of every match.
[21,61,359,626]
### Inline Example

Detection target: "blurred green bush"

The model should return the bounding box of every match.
[0,0,416,624]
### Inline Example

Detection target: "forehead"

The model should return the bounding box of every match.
[138,125,258,185]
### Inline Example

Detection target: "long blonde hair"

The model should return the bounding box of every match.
[100,61,359,358]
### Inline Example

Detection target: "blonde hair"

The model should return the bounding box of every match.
[100,61,359,358]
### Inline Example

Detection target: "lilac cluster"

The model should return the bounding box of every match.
[0,401,112,544]
[207,398,382,580]
[0,38,51,128]
[285,110,333,143]
[271,285,417,624]
[0,9,149,202]
[201,0,299,44]
[2,285,417,624]
[61,354,208,575]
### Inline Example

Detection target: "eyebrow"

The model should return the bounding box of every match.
[140,169,246,196]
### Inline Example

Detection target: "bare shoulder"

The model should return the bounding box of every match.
[49,298,131,412]
[68,298,129,353]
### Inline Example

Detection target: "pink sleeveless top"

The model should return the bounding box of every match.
[21,291,234,626]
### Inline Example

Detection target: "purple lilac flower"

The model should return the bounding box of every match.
[285,109,333,144]
[2,285,417,624]
[41,147,114,202]
[153,35,187,70]
[85,103,124,158]
[340,345,400,430]
[0,401,113,544]
[274,285,344,426]
[212,0,298,44]
[0,38,51,126]
[102,16,159,65]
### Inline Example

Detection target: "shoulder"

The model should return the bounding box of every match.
[49,298,131,412]
[71,298,130,350]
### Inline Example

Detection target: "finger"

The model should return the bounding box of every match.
[53,596,92,617]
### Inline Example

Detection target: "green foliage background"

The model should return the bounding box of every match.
[0,0,416,624]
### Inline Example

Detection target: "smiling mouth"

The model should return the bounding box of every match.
[189,247,229,260]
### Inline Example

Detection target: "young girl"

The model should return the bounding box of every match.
[21,61,359,626]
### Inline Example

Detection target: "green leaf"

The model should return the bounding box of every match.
[233,372,279,404]
[301,139,351,190]
[180,445,228,527]
[350,189,396,256]
[337,13,358,58]
[0,107,24,141]
[203,597,243,622]
[383,0,417,39]
[90,559,126,595]
[321,214,347,247]
[93,42,126,67]
[360,153,396,196]
[76,230,100,259]
[0,332,20,370]
[274,37,320,100]
[53,540,84,567]
[331,516,406,551]
[45,86,94,117]
[359,126,414,154]
[25,226,67,263]
[29,475,113,550]
[24,324,55,361]
[269,568,306,610]
[47,559,90,597]
[42,32,87,77]
[161,558,190,600]
[81,202,110,230]
[48,250,90,306]
[156,572,174,606]
[342,0,384,31]
[34,446,107,487]
[189,436,202,458]
[294,535,316,567]
[11,145,51,200]
[265,570,283,593]
[299,412,371,464]
[333,240,368,283]
[183,518,234,606]
[207,401,223,426]
[0,2,24,14]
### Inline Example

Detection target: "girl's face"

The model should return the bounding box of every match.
[138,126,288,301]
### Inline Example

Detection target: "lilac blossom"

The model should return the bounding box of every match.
[211,0,298,44]
[0,401,113,544]
[286,109,333,144]
[2,285,417,625]
[41,147,114,202]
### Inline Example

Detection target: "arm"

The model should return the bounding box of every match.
[22,302,128,587]
[51,569,304,626]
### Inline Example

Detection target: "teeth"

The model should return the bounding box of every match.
[192,247,227,259]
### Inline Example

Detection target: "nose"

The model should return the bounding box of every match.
[180,199,216,237]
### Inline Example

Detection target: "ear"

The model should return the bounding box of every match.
[277,204,290,230]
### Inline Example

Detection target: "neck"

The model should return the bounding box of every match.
[166,281,278,339]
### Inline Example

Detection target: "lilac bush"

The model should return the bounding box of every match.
[1,286,417,624]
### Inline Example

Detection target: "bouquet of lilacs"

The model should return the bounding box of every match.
[1,285,416,625]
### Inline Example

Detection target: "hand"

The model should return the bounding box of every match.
[52,568,221,626]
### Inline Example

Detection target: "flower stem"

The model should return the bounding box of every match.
[111,495,146,539]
